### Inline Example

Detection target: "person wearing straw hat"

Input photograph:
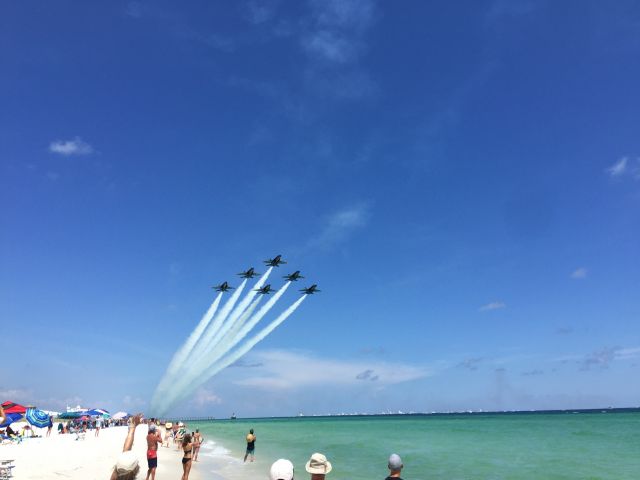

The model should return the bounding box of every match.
[305,453,332,480]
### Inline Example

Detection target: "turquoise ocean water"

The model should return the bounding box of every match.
[191,411,639,480]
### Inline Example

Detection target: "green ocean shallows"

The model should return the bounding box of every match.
[192,411,640,480]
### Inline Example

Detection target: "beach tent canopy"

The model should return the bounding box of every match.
[0,412,23,428]
[1,401,27,414]
[112,411,130,420]
[85,408,110,417]
[25,408,51,428]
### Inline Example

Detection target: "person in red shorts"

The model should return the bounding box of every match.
[145,423,162,480]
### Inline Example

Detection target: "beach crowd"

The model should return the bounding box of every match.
[110,414,406,480]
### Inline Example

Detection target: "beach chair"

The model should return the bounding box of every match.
[0,459,15,479]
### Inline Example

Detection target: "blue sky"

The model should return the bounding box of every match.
[2,0,639,417]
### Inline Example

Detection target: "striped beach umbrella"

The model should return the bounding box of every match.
[25,408,51,428]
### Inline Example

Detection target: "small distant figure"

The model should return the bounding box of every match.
[57,422,63,434]
[181,433,194,480]
[145,424,162,480]
[305,452,332,480]
[244,428,256,463]
[386,453,404,480]
[47,416,53,437]
[270,459,294,480]
[95,417,102,437]
[193,429,203,461]
[162,423,172,448]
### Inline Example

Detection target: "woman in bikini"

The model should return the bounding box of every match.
[181,433,193,480]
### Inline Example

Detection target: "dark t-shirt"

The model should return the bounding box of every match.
[385,477,403,480]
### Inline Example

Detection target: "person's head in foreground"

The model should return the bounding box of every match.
[270,458,294,480]
[387,453,403,478]
[112,451,140,480]
[305,452,332,480]
[148,424,156,434]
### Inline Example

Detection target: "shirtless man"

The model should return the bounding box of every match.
[243,429,256,463]
[145,423,162,480]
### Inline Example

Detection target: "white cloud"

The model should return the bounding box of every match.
[245,0,279,24]
[479,301,506,311]
[607,157,628,177]
[570,267,587,279]
[49,137,93,156]
[192,388,222,407]
[233,350,430,391]
[307,203,370,250]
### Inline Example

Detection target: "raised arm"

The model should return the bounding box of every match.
[0,406,5,426]
[122,414,142,452]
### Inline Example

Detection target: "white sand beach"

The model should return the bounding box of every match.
[1,424,201,480]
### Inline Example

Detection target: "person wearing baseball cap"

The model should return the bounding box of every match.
[269,459,295,480]
[305,452,332,480]
[386,453,404,480]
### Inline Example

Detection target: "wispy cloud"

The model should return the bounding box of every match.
[570,267,587,279]
[486,0,536,22]
[555,327,573,335]
[192,388,222,406]
[521,369,544,376]
[233,349,429,390]
[607,157,628,177]
[49,137,93,156]
[479,301,506,312]
[302,0,376,64]
[457,357,484,371]
[244,0,280,24]
[606,156,640,180]
[307,203,371,251]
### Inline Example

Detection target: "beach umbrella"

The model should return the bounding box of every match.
[25,408,51,428]
[0,413,23,428]
[85,408,110,417]
[1,401,27,414]
[112,411,129,420]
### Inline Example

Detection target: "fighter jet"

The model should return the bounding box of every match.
[255,284,274,295]
[213,281,234,292]
[283,270,304,282]
[300,284,320,295]
[263,255,286,267]
[238,267,260,279]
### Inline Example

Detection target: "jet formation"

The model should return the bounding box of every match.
[213,281,234,292]
[214,256,319,296]
[300,284,320,295]
[238,267,259,279]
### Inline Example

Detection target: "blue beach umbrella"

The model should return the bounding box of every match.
[85,408,110,417]
[25,408,51,428]
[0,413,23,428]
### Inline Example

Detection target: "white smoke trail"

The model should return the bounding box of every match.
[150,292,222,412]
[158,282,291,414]
[196,295,307,387]
[193,268,272,365]
[189,279,247,363]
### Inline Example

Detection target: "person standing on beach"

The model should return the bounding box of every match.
[385,454,404,480]
[145,424,162,480]
[181,433,194,480]
[305,453,332,480]
[244,428,256,462]
[192,429,203,461]
[47,416,53,437]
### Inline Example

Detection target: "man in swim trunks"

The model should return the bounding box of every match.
[244,428,256,462]
[146,423,162,480]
